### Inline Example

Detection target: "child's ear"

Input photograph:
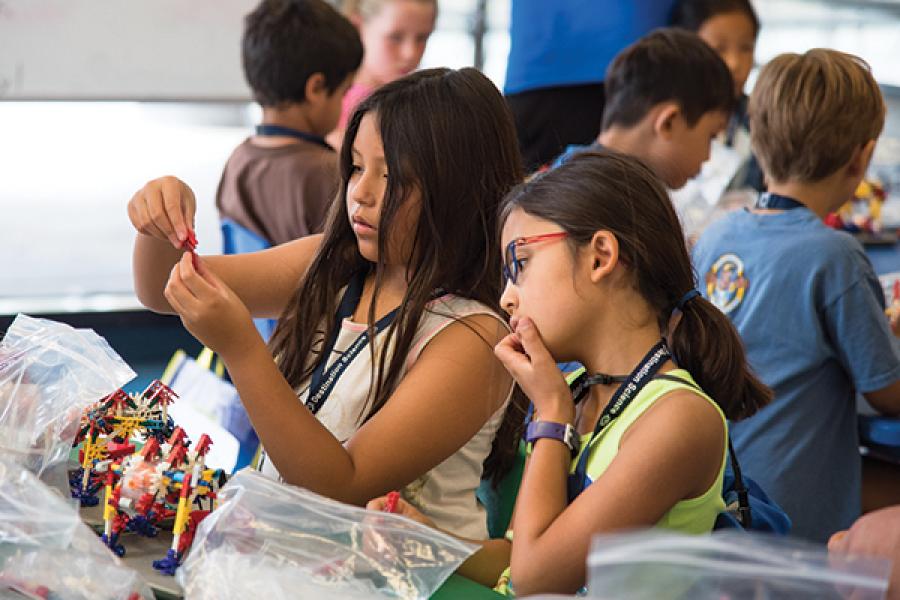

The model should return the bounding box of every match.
[652,102,682,140]
[587,231,619,284]
[847,139,877,179]
[305,72,328,105]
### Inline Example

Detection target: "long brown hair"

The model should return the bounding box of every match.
[500,150,770,420]
[270,67,526,480]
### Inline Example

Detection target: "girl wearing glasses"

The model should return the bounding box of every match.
[370,149,770,596]
[126,68,525,541]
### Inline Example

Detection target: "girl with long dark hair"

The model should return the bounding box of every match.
[127,67,525,540]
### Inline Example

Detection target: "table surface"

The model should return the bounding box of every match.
[865,242,900,276]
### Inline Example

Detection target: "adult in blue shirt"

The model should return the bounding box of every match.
[505,0,675,171]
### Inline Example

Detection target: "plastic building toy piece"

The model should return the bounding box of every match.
[99,424,223,575]
[72,378,224,575]
[384,491,400,514]
[826,178,888,235]
[181,229,199,269]
[71,380,178,507]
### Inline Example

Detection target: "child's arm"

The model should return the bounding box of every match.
[863,382,900,416]
[494,318,724,596]
[506,394,723,595]
[128,176,320,318]
[818,268,900,417]
[167,255,514,506]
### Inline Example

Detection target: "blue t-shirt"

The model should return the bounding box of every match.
[551,142,598,169]
[504,1,676,95]
[692,207,900,542]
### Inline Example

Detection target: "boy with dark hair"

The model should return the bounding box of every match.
[217,0,363,246]
[693,49,900,543]
[553,28,734,190]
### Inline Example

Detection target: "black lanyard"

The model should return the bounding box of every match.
[305,272,399,415]
[755,192,805,211]
[566,341,672,503]
[255,124,332,151]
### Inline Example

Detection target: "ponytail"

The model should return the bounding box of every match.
[670,295,771,420]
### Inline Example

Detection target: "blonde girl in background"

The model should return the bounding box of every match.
[327,0,437,149]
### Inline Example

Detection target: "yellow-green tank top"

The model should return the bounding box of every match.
[570,368,727,534]
[494,369,727,597]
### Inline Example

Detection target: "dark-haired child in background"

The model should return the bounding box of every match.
[216,0,363,247]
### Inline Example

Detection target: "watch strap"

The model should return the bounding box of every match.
[526,420,580,457]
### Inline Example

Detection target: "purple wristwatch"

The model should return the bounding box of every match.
[525,421,580,457]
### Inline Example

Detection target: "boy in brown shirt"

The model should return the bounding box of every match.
[217,0,363,246]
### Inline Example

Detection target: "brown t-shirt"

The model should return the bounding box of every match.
[215,138,338,246]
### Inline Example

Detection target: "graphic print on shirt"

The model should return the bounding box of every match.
[705,253,748,314]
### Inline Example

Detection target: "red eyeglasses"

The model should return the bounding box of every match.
[503,232,569,284]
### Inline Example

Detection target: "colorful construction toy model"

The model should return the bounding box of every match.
[70,379,224,575]
[825,178,888,234]
[70,380,178,507]
[101,426,224,575]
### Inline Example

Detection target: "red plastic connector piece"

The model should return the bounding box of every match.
[384,491,400,513]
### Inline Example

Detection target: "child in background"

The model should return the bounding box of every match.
[670,0,765,238]
[217,0,362,246]
[693,49,900,543]
[551,29,734,192]
[504,0,675,172]
[127,67,525,541]
[326,0,436,149]
[372,150,770,596]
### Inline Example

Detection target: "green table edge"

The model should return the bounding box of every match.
[431,573,504,599]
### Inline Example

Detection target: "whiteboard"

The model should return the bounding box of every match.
[0,0,257,100]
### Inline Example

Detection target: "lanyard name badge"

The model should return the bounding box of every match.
[255,124,332,151]
[755,192,805,211]
[305,272,399,415]
[567,341,672,503]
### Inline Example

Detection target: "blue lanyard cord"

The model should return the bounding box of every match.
[305,272,399,415]
[755,192,805,211]
[255,124,332,151]
[566,341,672,503]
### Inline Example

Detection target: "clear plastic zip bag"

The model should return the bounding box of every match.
[0,458,152,599]
[178,469,477,599]
[0,314,134,491]
[587,530,891,600]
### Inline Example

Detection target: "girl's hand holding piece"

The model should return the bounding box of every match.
[164,252,256,360]
[494,317,573,424]
[127,175,198,249]
[367,494,436,528]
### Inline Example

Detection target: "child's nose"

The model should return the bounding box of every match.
[349,172,377,206]
[723,52,741,76]
[400,39,421,63]
[500,279,518,316]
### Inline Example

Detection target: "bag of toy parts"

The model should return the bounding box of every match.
[0,314,135,494]
[178,469,477,599]
[0,458,153,600]
[587,530,891,600]
[161,348,258,473]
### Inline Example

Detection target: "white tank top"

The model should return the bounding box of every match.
[260,294,512,539]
